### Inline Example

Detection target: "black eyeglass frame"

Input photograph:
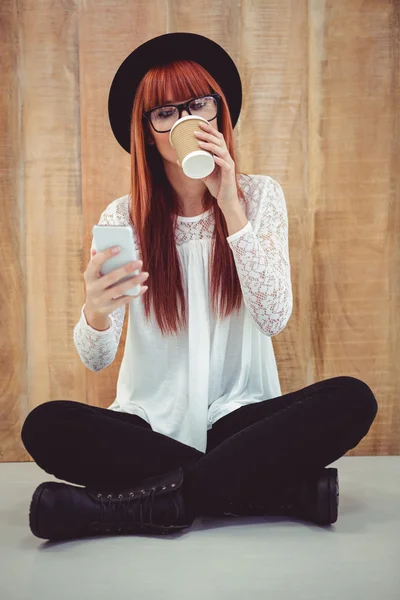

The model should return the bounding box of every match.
[143,93,221,133]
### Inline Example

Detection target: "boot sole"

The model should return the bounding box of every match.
[29,482,48,539]
[317,468,338,525]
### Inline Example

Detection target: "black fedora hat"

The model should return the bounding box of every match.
[108,32,242,154]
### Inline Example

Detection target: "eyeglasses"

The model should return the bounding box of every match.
[143,93,221,133]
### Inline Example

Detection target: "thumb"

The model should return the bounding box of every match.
[176,159,181,168]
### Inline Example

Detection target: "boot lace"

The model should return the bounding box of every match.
[90,483,177,535]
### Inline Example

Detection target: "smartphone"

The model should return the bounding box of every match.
[92,225,141,297]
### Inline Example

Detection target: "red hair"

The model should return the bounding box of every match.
[130,59,249,336]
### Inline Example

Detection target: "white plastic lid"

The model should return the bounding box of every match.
[182,151,215,179]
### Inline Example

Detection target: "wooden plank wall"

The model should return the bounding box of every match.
[1,0,398,461]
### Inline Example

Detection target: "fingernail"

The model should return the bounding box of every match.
[112,246,121,254]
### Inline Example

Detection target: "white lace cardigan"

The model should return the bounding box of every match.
[73,174,292,452]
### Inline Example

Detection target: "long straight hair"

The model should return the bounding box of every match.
[130,59,249,336]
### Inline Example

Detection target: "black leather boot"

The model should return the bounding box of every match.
[222,467,339,526]
[29,467,195,541]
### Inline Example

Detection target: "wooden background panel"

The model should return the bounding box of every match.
[22,0,82,462]
[388,0,400,455]
[309,0,398,455]
[77,0,166,411]
[0,0,25,461]
[0,0,398,462]
[239,0,309,420]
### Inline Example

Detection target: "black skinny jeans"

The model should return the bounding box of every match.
[21,376,378,516]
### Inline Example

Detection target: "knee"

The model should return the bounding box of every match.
[332,376,378,427]
[21,400,73,452]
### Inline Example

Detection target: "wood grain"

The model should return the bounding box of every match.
[308,0,399,454]
[22,0,82,404]
[1,0,24,462]
[0,0,398,462]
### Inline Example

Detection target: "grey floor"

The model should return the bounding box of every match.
[1,456,399,600]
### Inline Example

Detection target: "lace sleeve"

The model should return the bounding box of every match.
[227,175,293,336]
[73,204,126,372]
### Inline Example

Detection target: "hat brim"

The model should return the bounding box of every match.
[108,32,242,154]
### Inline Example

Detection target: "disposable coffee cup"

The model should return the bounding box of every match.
[169,115,215,179]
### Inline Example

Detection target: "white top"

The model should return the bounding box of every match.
[73,174,293,453]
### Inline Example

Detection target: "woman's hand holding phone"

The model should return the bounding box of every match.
[83,247,149,330]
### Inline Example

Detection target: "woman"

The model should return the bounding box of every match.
[21,33,378,541]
